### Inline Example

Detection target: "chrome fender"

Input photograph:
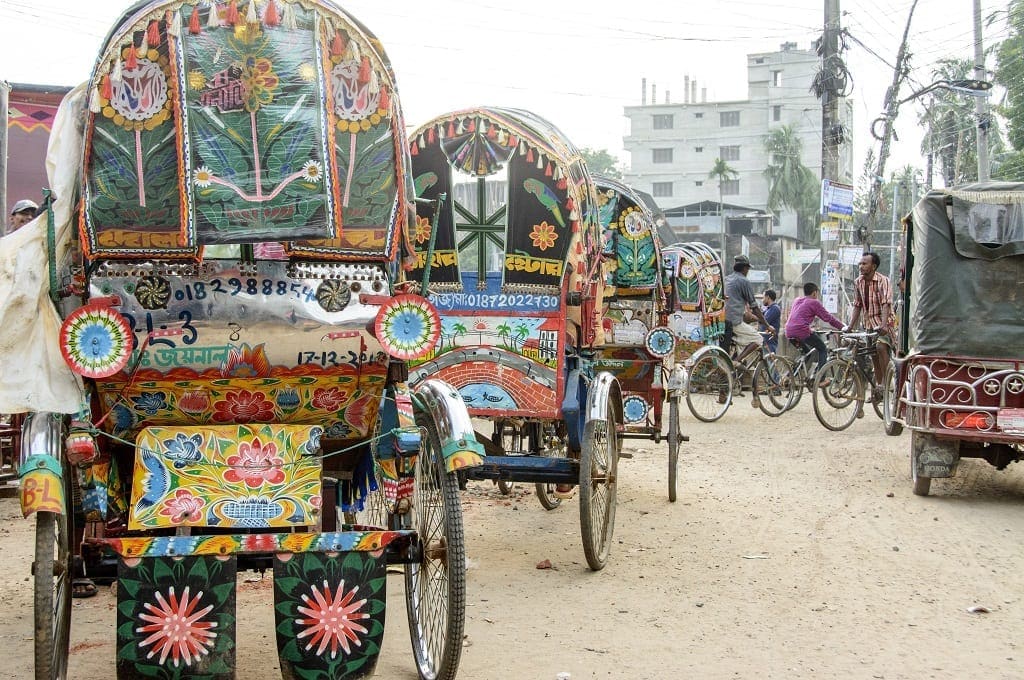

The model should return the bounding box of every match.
[585,371,624,432]
[414,379,485,473]
[685,344,733,374]
[17,412,66,518]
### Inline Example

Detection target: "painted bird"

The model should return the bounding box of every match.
[523,179,565,228]
[134,449,170,514]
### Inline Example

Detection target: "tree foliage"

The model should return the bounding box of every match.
[762,125,819,244]
[994,0,1024,180]
[580,147,623,179]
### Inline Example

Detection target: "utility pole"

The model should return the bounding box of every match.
[973,0,990,181]
[818,0,841,308]
[865,0,919,247]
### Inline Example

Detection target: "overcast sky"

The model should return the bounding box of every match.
[0,0,1009,185]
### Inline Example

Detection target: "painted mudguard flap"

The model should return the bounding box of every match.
[914,433,960,479]
[17,412,65,518]
[414,379,484,472]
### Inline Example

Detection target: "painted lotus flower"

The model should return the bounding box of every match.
[220,343,272,378]
[295,580,369,659]
[159,489,205,524]
[311,387,350,412]
[529,221,558,251]
[414,215,432,245]
[242,533,278,552]
[131,391,168,416]
[178,390,211,415]
[136,586,217,667]
[224,438,285,488]
[343,393,376,433]
[212,390,276,423]
[111,403,137,434]
[242,57,279,113]
[276,388,300,411]
[162,433,204,469]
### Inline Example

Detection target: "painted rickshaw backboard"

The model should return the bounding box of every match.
[594,175,664,295]
[81,0,408,260]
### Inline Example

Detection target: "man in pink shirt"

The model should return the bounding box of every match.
[785,282,845,371]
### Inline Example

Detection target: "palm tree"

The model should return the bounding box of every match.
[451,322,467,349]
[513,322,530,351]
[763,125,819,244]
[708,158,738,259]
[496,322,512,349]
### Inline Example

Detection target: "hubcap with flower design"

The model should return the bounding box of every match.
[374,295,441,361]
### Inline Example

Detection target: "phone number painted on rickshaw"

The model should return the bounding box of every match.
[173,278,319,303]
[429,292,559,311]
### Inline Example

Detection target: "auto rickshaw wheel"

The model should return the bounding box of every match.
[667,396,680,503]
[911,431,932,497]
[405,413,466,680]
[33,458,72,680]
[579,398,619,571]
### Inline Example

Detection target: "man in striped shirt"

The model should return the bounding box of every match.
[848,251,894,398]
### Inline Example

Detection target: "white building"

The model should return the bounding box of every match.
[623,42,854,241]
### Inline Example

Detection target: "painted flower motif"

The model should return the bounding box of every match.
[414,215,432,245]
[301,160,324,183]
[325,422,352,438]
[159,489,205,524]
[178,390,211,415]
[295,580,369,659]
[198,535,239,556]
[221,343,272,378]
[242,533,278,552]
[275,388,300,411]
[194,165,214,188]
[111,403,137,434]
[136,586,217,668]
[304,427,323,456]
[150,535,200,557]
[311,387,350,413]
[241,56,280,113]
[162,433,204,469]
[529,221,558,251]
[343,394,376,433]
[224,438,285,488]
[212,390,276,423]
[187,70,207,90]
[131,391,167,416]
[298,63,317,82]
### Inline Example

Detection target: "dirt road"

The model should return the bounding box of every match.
[1,400,1022,679]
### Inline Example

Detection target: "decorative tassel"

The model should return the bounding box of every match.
[111,57,124,84]
[125,44,138,70]
[357,55,371,84]
[208,2,221,28]
[467,118,476,133]
[417,134,425,147]
[557,177,568,190]
[282,1,296,29]
[545,162,553,177]
[350,41,361,63]
[512,138,521,152]
[496,129,506,145]
[526,148,534,163]
[377,85,390,113]
[536,153,544,169]
[487,123,497,139]
[189,6,201,33]
[332,30,347,56]
[264,0,279,26]
[147,20,160,48]
[411,141,419,156]
[226,0,239,25]
[427,126,436,143]
[139,28,149,57]
[89,88,101,113]
[368,70,380,95]
[101,74,113,100]
[446,120,455,137]
[167,9,181,37]
[246,0,258,25]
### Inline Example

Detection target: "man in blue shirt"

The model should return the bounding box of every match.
[760,289,781,354]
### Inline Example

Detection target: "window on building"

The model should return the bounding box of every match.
[652,148,673,163]
[772,105,782,121]
[695,146,703,153]
[754,57,765,64]
[694,112,704,119]
[652,182,673,197]
[720,111,739,127]
[652,114,674,130]
[771,70,782,87]
[719,145,740,161]
[721,179,740,195]
[695,181,704,187]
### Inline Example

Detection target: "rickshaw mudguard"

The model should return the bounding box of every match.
[586,371,624,433]
[413,379,484,473]
[913,432,960,479]
[17,412,65,518]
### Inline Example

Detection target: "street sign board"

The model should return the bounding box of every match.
[786,248,821,265]
[821,179,854,218]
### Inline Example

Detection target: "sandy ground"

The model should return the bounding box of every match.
[1,399,1023,680]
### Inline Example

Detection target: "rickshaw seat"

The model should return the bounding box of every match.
[127,424,323,531]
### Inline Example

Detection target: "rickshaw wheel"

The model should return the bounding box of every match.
[34,460,72,680]
[405,414,466,680]
[911,432,932,496]
[579,398,619,571]
[535,428,564,510]
[883,364,904,436]
[491,420,519,496]
[812,359,863,431]
[753,355,795,417]
[684,350,732,423]
[667,396,680,503]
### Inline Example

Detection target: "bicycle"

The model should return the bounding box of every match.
[683,333,794,422]
[812,330,888,431]
[783,331,838,413]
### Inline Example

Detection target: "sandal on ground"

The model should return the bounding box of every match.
[72,578,98,598]
[553,484,575,499]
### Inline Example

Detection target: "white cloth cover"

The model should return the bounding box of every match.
[0,84,88,413]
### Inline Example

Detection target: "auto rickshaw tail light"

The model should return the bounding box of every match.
[942,412,993,429]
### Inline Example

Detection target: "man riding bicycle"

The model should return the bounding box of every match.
[723,254,775,359]
[785,282,845,371]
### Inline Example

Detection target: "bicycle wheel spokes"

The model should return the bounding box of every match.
[812,360,864,431]
[752,355,794,417]
[684,351,733,422]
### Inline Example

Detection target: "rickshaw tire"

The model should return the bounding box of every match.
[883,364,904,436]
[684,350,732,423]
[667,396,680,502]
[405,415,466,680]
[34,507,71,680]
[579,398,619,571]
[753,355,794,417]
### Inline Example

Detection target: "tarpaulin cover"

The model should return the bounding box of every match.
[908,182,1024,358]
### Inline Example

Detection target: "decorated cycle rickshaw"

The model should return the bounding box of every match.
[405,107,624,570]
[1,2,483,679]
[591,176,686,502]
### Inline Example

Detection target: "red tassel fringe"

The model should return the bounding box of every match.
[101,75,112,100]
[189,7,201,34]
[332,31,346,56]
[447,121,455,136]
[226,0,239,25]
[545,162,553,177]
[125,45,138,70]
[378,86,390,112]
[526,148,534,163]
[264,0,279,26]
[411,141,419,156]
[358,56,371,84]
[147,20,160,48]
[427,127,436,144]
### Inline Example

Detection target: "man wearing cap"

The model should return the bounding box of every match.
[7,199,38,234]
[723,254,774,357]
